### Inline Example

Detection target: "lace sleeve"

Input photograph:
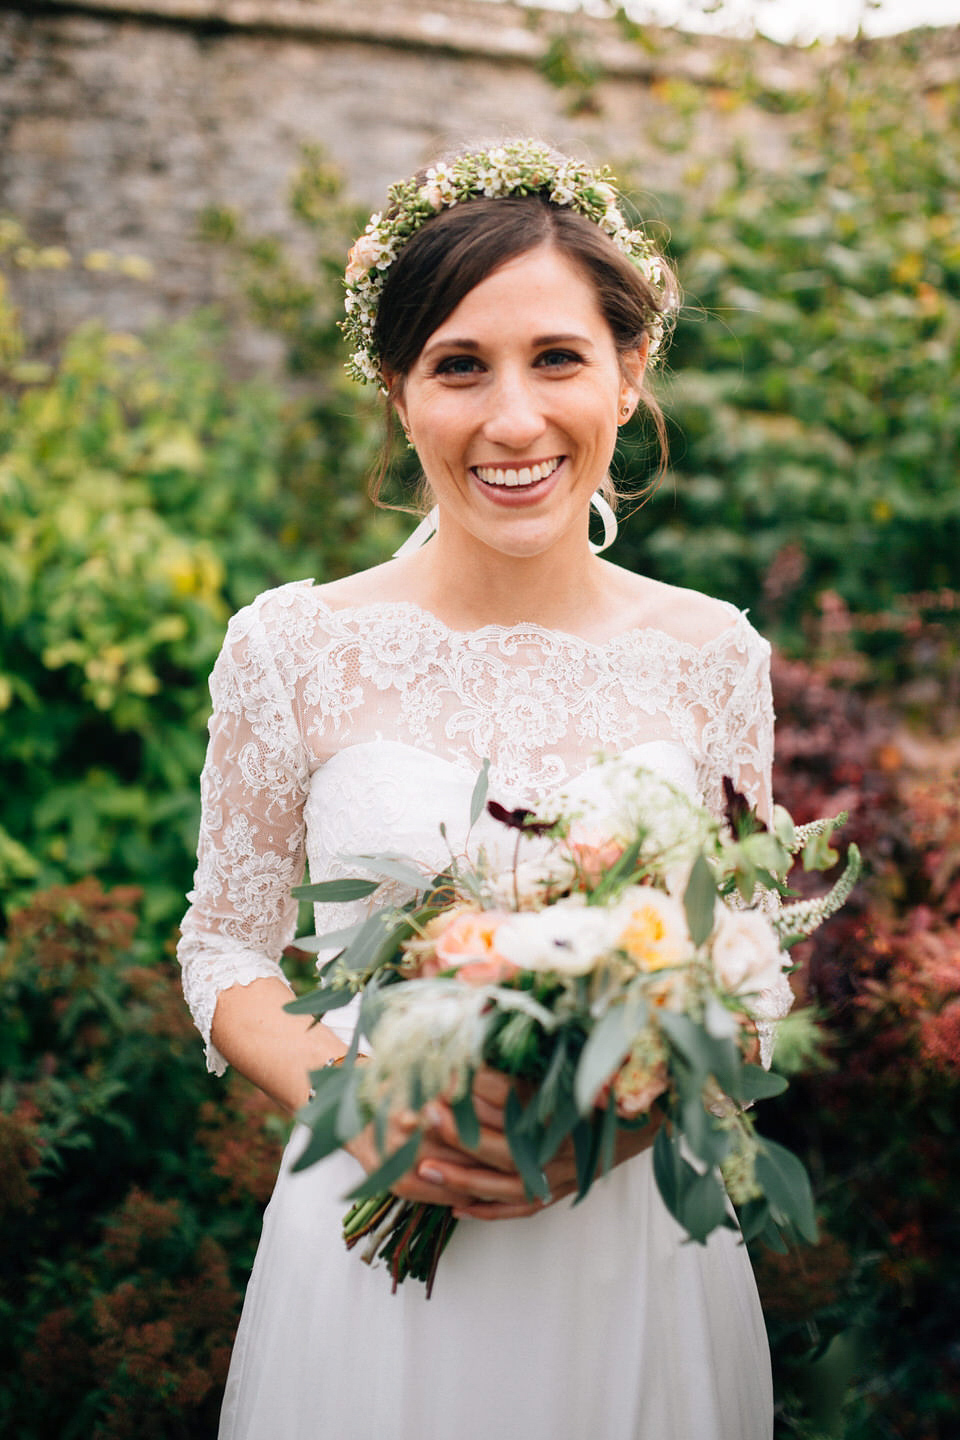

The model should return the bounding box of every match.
[177,591,310,1075]
[702,616,793,1065]
[697,615,775,824]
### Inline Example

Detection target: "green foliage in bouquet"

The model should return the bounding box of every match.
[286,758,860,1294]
[0,879,290,1439]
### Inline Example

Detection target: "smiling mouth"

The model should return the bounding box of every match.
[472,457,564,489]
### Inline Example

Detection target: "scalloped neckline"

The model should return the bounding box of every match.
[308,588,749,657]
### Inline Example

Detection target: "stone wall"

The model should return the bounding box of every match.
[1,0,957,355]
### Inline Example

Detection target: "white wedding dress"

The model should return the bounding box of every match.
[178,579,787,1440]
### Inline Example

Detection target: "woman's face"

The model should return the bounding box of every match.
[391,243,646,562]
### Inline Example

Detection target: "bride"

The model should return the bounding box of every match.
[178,140,780,1439]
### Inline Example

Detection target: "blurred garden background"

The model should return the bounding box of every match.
[1,0,958,1435]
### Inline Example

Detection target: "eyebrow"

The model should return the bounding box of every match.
[422,332,593,357]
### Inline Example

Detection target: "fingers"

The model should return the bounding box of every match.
[423,1100,516,1174]
[471,1066,511,1118]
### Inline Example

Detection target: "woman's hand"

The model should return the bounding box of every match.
[344,1067,661,1222]
[342,1067,527,1211]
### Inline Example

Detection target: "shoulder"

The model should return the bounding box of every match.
[609,569,769,657]
[222,578,318,644]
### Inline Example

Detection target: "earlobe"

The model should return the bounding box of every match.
[618,337,649,424]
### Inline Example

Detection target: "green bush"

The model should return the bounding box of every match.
[763,654,960,1439]
[0,266,399,932]
[611,41,960,651]
[0,880,291,1439]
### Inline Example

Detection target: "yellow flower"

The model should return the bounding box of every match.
[615,887,691,973]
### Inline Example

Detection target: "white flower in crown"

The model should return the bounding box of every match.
[339,140,674,386]
[592,180,618,207]
[421,163,457,210]
[353,349,379,382]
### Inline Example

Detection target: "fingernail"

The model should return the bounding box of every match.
[423,1103,445,1129]
[418,1163,445,1184]
[396,1109,418,1130]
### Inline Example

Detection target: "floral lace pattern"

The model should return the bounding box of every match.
[177,580,779,1073]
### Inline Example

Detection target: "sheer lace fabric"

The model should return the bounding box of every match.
[178,579,787,1075]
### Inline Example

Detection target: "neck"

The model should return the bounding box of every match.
[409,518,604,633]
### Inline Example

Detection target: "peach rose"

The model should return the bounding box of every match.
[430,909,517,986]
[568,826,625,889]
[344,231,384,285]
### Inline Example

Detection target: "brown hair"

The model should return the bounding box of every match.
[371,191,678,507]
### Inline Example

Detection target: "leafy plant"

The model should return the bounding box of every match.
[0,880,290,1440]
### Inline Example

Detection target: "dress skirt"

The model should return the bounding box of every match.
[218,1129,773,1440]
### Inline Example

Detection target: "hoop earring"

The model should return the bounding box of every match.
[393,504,438,558]
[589,491,618,554]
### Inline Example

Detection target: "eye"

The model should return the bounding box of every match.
[536,349,584,371]
[433,354,484,378]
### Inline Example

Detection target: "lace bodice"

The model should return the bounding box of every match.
[177,580,782,1074]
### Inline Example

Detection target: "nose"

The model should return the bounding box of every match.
[481,366,548,451]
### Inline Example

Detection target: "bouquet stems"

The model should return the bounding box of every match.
[342,1194,458,1297]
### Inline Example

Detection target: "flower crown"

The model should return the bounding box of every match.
[340,139,672,387]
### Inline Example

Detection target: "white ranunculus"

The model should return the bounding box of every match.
[495,898,616,977]
[711,908,785,996]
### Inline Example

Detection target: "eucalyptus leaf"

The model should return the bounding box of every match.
[755,1138,818,1244]
[599,1093,618,1176]
[684,852,717,948]
[685,1098,734,1169]
[469,758,491,827]
[291,1075,349,1172]
[333,1030,364,1141]
[504,1090,550,1201]
[288,920,364,955]
[284,985,357,1017]
[339,853,428,891]
[739,1064,789,1102]
[535,1033,572,1121]
[802,828,839,872]
[536,1090,580,1168]
[574,1002,641,1112]
[572,1116,602,1203]
[292,876,381,903]
[736,1197,772,1244]
[658,1011,711,1082]
[652,1124,690,1222]
[677,1169,730,1244]
[335,910,410,981]
[451,1086,480,1150]
[345,1131,423,1201]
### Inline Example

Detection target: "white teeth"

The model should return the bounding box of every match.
[474,457,562,488]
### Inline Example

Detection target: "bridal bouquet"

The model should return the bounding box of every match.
[286,757,860,1296]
